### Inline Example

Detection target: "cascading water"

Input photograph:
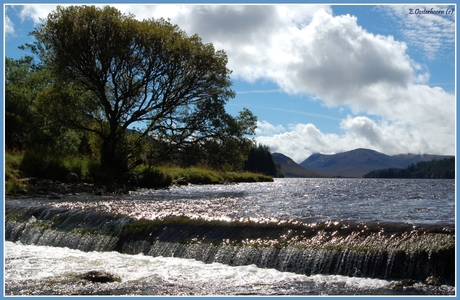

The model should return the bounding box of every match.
[5,178,455,295]
[5,201,454,286]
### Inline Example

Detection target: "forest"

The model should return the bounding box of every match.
[5,5,280,193]
[363,157,455,179]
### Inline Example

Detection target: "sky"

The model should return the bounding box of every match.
[4,4,456,163]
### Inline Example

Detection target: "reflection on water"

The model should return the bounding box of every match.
[9,178,455,226]
[5,178,455,296]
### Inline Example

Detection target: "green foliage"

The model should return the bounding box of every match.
[135,166,173,189]
[244,143,281,177]
[22,5,259,185]
[19,151,68,181]
[5,56,51,151]
[5,151,102,188]
[5,152,27,194]
[161,166,224,184]
[6,5,265,187]
[135,164,273,187]
[364,157,455,179]
[223,172,274,183]
[5,56,91,157]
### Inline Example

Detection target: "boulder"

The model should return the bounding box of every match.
[174,177,189,186]
[66,172,79,183]
[78,271,121,283]
[19,177,38,185]
[425,276,442,286]
[388,279,416,290]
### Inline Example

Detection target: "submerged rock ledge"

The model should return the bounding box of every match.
[5,202,455,285]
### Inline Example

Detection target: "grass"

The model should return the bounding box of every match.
[5,152,27,193]
[156,165,273,185]
[5,151,273,194]
[134,164,273,189]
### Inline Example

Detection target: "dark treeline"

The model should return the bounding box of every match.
[244,144,283,178]
[364,157,455,179]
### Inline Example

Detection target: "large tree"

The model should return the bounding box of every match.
[27,5,247,183]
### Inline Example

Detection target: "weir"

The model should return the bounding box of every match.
[5,202,455,285]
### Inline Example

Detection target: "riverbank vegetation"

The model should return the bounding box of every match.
[5,151,274,195]
[5,5,280,195]
[364,157,455,179]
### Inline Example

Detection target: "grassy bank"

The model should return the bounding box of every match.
[141,165,273,186]
[5,152,273,195]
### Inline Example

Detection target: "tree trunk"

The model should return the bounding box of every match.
[99,127,128,187]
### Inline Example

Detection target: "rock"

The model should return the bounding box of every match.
[19,177,38,185]
[388,279,416,290]
[425,276,442,286]
[66,172,79,183]
[174,177,188,186]
[78,271,121,283]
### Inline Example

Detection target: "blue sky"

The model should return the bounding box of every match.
[4,4,456,163]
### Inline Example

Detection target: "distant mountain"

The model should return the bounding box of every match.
[272,153,330,178]
[299,148,453,178]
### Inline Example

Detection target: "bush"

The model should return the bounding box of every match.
[86,160,107,184]
[19,151,68,180]
[137,166,173,189]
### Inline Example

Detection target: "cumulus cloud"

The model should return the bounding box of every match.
[19,4,57,24]
[257,116,454,163]
[14,4,454,160]
[256,123,341,162]
[171,5,332,83]
[255,120,285,136]
[141,5,454,134]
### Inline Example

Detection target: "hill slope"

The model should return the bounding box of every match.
[272,153,330,178]
[300,148,453,178]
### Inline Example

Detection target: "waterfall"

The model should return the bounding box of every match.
[5,202,454,285]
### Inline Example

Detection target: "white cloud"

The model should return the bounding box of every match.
[379,5,455,60]
[256,116,454,163]
[255,120,285,136]
[14,4,455,160]
[19,4,58,24]
[5,13,14,35]
[154,5,331,84]
[256,123,342,162]
[148,5,454,137]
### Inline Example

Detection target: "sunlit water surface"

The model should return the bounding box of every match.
[9,178,455,225]
[5,178,455,295]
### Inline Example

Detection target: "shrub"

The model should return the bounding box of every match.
[137,166,173,189]
[19,151,68,180]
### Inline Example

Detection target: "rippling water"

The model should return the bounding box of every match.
[5,178,456,295]
[11,178,455,226]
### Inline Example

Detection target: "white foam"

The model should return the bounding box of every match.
[5,241,391,289]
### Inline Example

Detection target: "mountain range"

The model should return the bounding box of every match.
[273,148,453,178]
[271,153,330,178]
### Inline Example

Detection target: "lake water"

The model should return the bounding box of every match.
[4,178,456,295]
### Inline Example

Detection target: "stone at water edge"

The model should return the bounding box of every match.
[66,172,79,183]
[78,271,121,283]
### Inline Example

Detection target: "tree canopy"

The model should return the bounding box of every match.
[244,143,282,177]
[5,56,85,156]
[22,5,255,184]
[363,157,455,179]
